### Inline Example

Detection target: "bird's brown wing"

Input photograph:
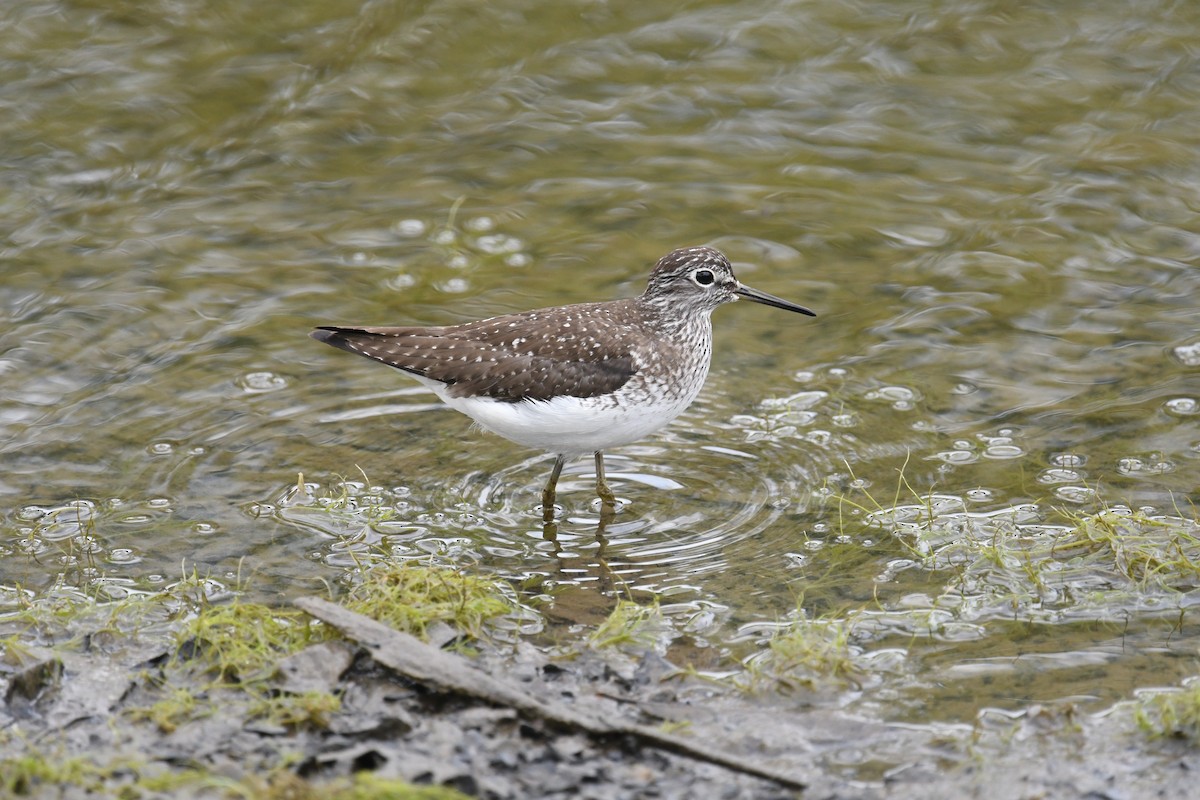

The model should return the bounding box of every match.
[311,300,643,402]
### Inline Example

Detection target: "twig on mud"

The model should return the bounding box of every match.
[295,596,807,792]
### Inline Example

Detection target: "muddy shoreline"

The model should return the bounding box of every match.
[4,593,1198,800]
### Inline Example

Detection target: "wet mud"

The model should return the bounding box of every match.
[4,600,1197,799]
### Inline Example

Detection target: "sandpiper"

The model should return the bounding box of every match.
[311,246,815,520]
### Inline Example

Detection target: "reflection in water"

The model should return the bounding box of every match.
[538,509,621,597]
[258,429,817,600]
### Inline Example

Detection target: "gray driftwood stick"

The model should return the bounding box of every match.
[295,596,806,792]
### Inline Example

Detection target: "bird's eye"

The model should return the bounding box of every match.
[692,269,715,286]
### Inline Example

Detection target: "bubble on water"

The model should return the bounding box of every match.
[965,488,993,501]
[386,273,417,291]
[1171,341,1200,367]
[805,429,833,446]
[1050,452,1086,467]
[951,382,977,395]
[1118,457,1143,474]
[474,234,523,254]
[761,390,827,410]
[432,229,456,245]
[393,218,427,237]
[978,430,1024,460]
[1164,397,1198,416]
[440,277,470,293]
[108,548,141,564]
[351,251,368,264]
[18,537,49,555]
[1118,456,1174,476]
[932,450,976,464]
[465,216,496,232]
[239,371,288,394]
[147,498,172,509]
[831,413,857,427]
[193,522,216,534]
[1038,468,1081,484]
[827,367,848,378]
[785,552,809,568]
[16,506,46,521]
[148,441,174,455]
[447,254,470,270]
[1055,485,1096,503]
[793,370,815,382]
[865,385,920,410]
[506,253,531,267]
[75,535,103,553]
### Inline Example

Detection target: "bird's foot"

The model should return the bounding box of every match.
[596,481,619,525]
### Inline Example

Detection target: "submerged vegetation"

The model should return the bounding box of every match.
[738,613,865,692]
[827,467,1200,607]
[710,474,1200,699]
[1134,681,1200,743]
[588,599,663,650]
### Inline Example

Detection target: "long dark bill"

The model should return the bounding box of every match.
[735,284,816,316]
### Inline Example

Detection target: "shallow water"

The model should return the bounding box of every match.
[3,0,1199,752]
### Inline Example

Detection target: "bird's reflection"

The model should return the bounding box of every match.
[540,499,621,595]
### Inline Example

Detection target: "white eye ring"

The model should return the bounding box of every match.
[692,269,715,286]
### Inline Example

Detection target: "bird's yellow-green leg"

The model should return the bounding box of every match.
[594,451,617,509]
[542,454,566,522]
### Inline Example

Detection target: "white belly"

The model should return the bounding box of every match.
[442,389,695,455]
[413,369,706,456]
